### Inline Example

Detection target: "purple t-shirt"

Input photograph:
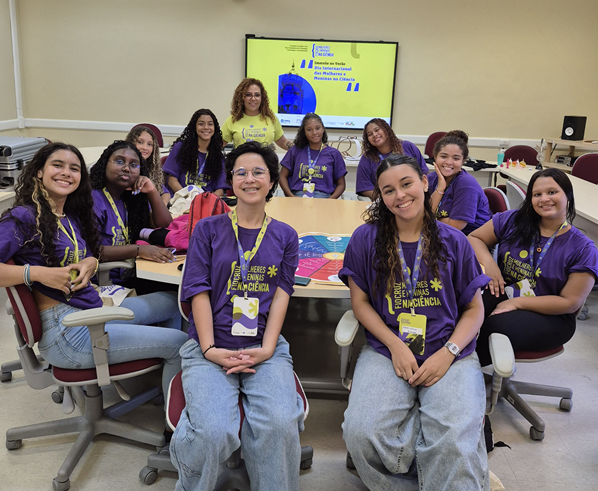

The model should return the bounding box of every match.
[280,145,347,195]
[0,206,102,310]
[163,141,228,196]
[181,213,298,349]
[91,189,128,246]
[339,222,490,364]
[356,140,428,194]
[493,210,598,295]
[427,169,492,235]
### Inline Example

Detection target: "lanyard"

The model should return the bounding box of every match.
[529,222,568,279]
[102,188,129,244]
[231,209,268,298]
[197,151,208,181]
[306,144,323,182]
[397,234,424,315]
[378,151,392,162]
[56,217,80,264]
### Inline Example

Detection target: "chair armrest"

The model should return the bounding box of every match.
[97,259,135,286]
[488,333,515,378]
[335,310,359,347]
[63,307,135,387]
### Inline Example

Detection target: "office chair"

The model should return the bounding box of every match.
[505,180,526,210]
[504,145,538,167]
[131,123,164,148]
[139,261,313,486]
[424,131,447,159]
[483,187,510,214]
[4,269,165,491]
[571,153,598,184]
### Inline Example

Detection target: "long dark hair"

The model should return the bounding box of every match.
[0,142,101,265]
[361,118,404,163]
[89,141,150,243]
[366,154,446,296]
[293,113,328,149]
[504,168,576,249]
[170,109,224,186]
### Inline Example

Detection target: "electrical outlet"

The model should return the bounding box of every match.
[499,139,509,149]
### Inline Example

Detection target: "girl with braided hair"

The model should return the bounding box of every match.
[125,125,170,205]
[356,118,428,200]
[221,78,293,151]
[0,143,187,396]
[163,108,228,197]
[339,154,490,490]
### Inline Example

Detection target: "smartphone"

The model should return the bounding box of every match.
[294,275,311,286]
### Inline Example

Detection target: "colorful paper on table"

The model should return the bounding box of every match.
[296,233,351,285]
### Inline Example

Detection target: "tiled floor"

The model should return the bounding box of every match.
[1,291,597,490]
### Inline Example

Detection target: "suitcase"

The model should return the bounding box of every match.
[0,137,48,185]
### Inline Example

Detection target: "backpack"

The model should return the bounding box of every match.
[188,192,230,239]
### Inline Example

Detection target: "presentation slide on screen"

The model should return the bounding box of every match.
[246,38,398,129]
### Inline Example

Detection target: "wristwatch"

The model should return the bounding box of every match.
[444,341,461,357]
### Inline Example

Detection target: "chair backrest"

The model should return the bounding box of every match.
[571,153,598,184]
[504,145,538,166]
[160,155,167,167]
[178,261,192,322]
[131,123,164,148]
[4,260,43,347]
[424,131,447,158]
[505,181,526,210]
[483,187,510,213]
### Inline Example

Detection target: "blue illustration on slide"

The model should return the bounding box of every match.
[314,235,350,252]
[297,236,328,259]
[278,63,316,114]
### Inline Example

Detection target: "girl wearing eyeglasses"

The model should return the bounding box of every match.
[279,113,347,199]
[162,109,229,197]
[171,142,303,490]
[0,142,187,397]
[221,78,294,151]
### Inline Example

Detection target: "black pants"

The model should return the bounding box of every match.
[475,290,576,367]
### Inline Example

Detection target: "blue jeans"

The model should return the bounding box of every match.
[170,336,304,491]
[37,298,188,395]
[292,190,332,199]
[120,291,182,330]
[343,344,489,491]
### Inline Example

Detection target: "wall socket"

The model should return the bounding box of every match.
[499,139,510,150]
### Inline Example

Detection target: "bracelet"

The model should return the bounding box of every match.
[93,257,99,275]
[436,189,445,195]
[202,344,216,356]
[136,244,140,258]
[23,264,32,291]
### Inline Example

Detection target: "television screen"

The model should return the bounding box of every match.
[245,35,398,130]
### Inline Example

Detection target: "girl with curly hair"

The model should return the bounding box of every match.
[0,143,187,396]
[339,154,490,490]
[125,125,170,205]
[279,113,347,198]
[427,130,491,234]
[356,118,428,200]
[163,109,229,197]
[221,78,293,150]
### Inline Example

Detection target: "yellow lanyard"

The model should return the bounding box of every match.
[102,188,129,244]
[57,217,80,274]
[230,209,268,297]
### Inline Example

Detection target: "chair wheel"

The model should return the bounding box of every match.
[6,439,22,450]
[530,427,544,441]
[577,312,587,321]
[559,398,572,412]
[300,458,312,470]
[0,371,12,382]
[52,390,64,404]
[346,452,355,469]
[139,466,158,485]
[52,477,70,491]
[152,394,165,406]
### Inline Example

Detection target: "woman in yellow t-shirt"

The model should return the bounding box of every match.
[221,78,293,151]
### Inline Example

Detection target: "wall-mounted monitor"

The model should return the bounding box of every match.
[245,35,399,130]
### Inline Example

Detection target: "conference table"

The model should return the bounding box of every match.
[499,167,598,243]
[136,197,370,298]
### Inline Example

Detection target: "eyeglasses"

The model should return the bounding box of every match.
[231,167,269,179]
[244,92,261,99]
[110,159,140,170]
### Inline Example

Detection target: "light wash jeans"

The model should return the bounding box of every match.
[37,294,188,395]
[170,336,304,491]
[343,344,489,491]
[292,190,332,199]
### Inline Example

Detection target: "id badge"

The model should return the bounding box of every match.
[232,296,259,336]
[505,279,535,299]
[398,312,427,356]
[302,182,315,198]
